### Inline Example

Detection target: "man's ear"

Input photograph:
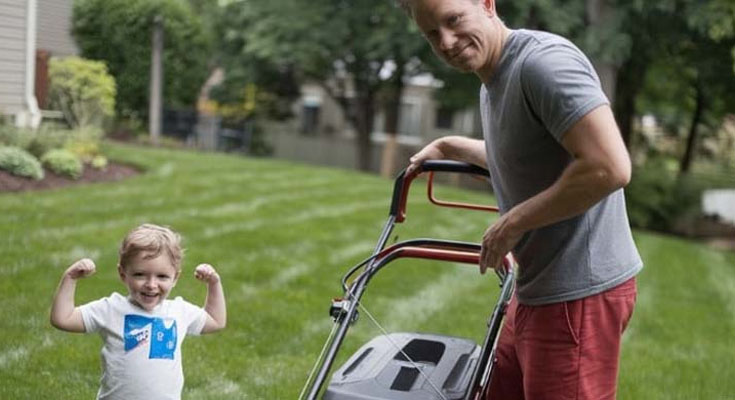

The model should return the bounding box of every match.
[118,264,126,281]
[482,0,496,17]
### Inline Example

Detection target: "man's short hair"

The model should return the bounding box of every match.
[119,224,183,271]
[396,0,481,17]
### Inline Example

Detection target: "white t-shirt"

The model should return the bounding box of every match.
[79,292,207,400]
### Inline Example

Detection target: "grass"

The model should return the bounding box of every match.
[1,142,733,399]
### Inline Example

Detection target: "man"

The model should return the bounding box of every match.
[400,0,643,399]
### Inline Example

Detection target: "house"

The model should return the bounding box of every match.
[296,74,480,144]
[0,0,77,128]
[272,74,481,173]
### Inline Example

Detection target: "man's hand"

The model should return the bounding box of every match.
[480,212,523,274]
[65,258,96,280]
[406,139,446,176]
[194,263,220,284]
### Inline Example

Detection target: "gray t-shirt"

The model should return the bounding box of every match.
[480,29,642,305]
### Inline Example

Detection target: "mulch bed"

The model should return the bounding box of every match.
[0,162,140,193]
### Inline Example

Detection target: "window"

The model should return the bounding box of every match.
[301,104,320,135]
[435,107,454,130]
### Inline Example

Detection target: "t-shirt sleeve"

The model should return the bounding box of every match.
[176,297,207,336]
[520,42,609,142]
[78,296,112,333]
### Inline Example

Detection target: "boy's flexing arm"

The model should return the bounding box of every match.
[194,264,227,334]
[50,258,96,333]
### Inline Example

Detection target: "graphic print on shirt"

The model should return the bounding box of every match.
[124,314,178,359]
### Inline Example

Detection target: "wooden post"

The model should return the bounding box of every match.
[149,15,164,145]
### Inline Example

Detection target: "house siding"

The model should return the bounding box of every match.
[36,0,77,56]
[0,0,28,115]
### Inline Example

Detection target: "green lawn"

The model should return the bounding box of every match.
[1,143,733,399]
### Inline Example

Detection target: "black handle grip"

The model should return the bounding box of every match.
[420,160,490,176]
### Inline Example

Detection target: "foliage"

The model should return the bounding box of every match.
[48,57,116,128]
[1,125,107,172]
[41,149,84,179]
[0,146,44,180]
[0,124,34,149]
[26,127,71,159]
[65,127,105,163]
[91,155,109,170]
[72,0,212,119]
[626,157,705,231]
[221,0,426,169]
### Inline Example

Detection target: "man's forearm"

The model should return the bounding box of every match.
[437,136,488,168]
[504,157,627,236]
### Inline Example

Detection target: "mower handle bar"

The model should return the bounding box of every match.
[390,160,499,222]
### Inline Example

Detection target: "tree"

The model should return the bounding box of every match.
[73,0,212,121]
[223,0,426,171]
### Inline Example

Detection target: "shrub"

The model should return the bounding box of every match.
[65,126,104,162]
[91,155,108,170]
[0,146,44,180]
[26,126,71,158]
[0,125,33,149]
[48,56,116,128]
[41,149,83,179]
[626,158,706,232]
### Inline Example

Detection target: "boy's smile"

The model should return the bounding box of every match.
[119,253,179,311]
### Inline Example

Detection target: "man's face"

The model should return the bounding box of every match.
[412,0,495,73]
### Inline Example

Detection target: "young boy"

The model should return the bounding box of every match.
[50,223,226,400]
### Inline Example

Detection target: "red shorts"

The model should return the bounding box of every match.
[484,277,637,400]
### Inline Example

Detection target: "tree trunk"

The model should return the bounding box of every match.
[679,82,705,175]
[355,90,376,172]
[380,61,405,177]
[613,54,647,148]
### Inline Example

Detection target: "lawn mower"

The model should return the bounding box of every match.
[299,160,515,400]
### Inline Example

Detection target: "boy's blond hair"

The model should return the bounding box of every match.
[118,224,183,271]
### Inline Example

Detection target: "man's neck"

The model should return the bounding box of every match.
[476,23,511,85]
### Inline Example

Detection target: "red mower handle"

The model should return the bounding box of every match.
[391,160,498,222]
[371,240,514,277]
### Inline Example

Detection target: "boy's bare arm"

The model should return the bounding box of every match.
[50,258,95,333]
[194,264,227,334]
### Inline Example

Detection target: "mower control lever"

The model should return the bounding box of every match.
[391,160,496,222]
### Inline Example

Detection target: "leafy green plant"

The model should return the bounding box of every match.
[0,125,33,149]
[48,56,116,128]
[626,157,706,231]
[65,126,105,162]
[41,149,83,179]
[0,146,44,180]
[91,155,108,170]
[26,127,71,158]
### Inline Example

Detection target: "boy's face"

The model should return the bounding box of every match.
[119,252,180,312]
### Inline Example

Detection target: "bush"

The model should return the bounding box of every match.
[0,125,33,149]
[41,149,83,179]
[626,158,706,232]
[26,126,71,158]
[48,56,116,128]
[65,126,104,162]
[91,155,108,170]
[0,146,44,180]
